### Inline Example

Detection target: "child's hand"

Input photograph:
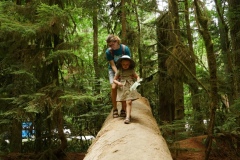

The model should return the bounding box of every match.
[130,78,143,91]
[118,82,124,86]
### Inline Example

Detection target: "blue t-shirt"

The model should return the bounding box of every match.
[106,44,131,70]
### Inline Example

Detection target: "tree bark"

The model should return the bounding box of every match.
[92,5,100,94]
[133,0,143,95]
[10,119,22,152]
[84,97,172,160]
[214,0,234,106]
[184,0,202,129]
[227,0,240,99]
[193,1,218,159]
[121,0,127,43]
[168,0,184,120]
[157,13,175,122]
[184,0,200,112]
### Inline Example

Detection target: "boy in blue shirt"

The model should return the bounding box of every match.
[105,35,131,118]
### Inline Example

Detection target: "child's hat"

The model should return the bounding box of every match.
[116,55,136,69]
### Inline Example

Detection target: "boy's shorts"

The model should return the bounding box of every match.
[108,69,115,84]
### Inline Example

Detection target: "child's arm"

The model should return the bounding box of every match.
[109,60,118,74]
[133,72,140,81]
[130,72,142,91]
[113,74,124,86]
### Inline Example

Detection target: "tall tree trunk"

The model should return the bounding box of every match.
[35,113,43,152]
[168,0,180,39]
[168,0,184,120]
[184,0,194,53]
[133,0,143,95]
[157,13,175,122]
[184,0,202,127]
[193,1,218,159]
[227,1,240,152]
[184,0,200,110]
[9,0,30,152]
[121,0,126,43]
[10,119,22,152]
[174,80,184,120]
[53,104,67,156]
[93,6,100,94]
[214,0,234,106]
[227,0,240,100]
[52,34,67,154]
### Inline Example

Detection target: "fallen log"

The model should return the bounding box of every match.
[84,97,173,160]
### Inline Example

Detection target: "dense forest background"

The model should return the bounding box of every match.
[0,0,240,159]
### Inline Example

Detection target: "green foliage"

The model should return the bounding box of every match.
[66,138,93,152]
[36,3,71,34]
[0,2,36,41]
[161,119,191,144]
[215,99,240,133]
[161,116,207,145]
[0,133,9,154]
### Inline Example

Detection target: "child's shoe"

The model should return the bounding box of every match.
[119,110,126,117]
[124,117,130,124]
[113,109,118,118]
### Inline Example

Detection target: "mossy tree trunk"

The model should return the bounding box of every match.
[121,0,126,43]
[93,5,100,95]
[133,0,144,95]
[184,0,200,111]
[227,0,240,153]
[227,0,240,100]
[193,1,218,159]
[10,119,22,152]
[183,0,202,131]
[214,0,234,106]
[169,0,184,120]
[156,13,175,122]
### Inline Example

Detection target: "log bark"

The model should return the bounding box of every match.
[84,97,173,160]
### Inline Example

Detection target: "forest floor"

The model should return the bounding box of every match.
[1,135,237,160]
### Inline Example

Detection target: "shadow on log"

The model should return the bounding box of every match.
[84,97,172,160]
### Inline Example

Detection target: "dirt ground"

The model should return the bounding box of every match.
[171,135,207,160]
[1,98,239,160]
